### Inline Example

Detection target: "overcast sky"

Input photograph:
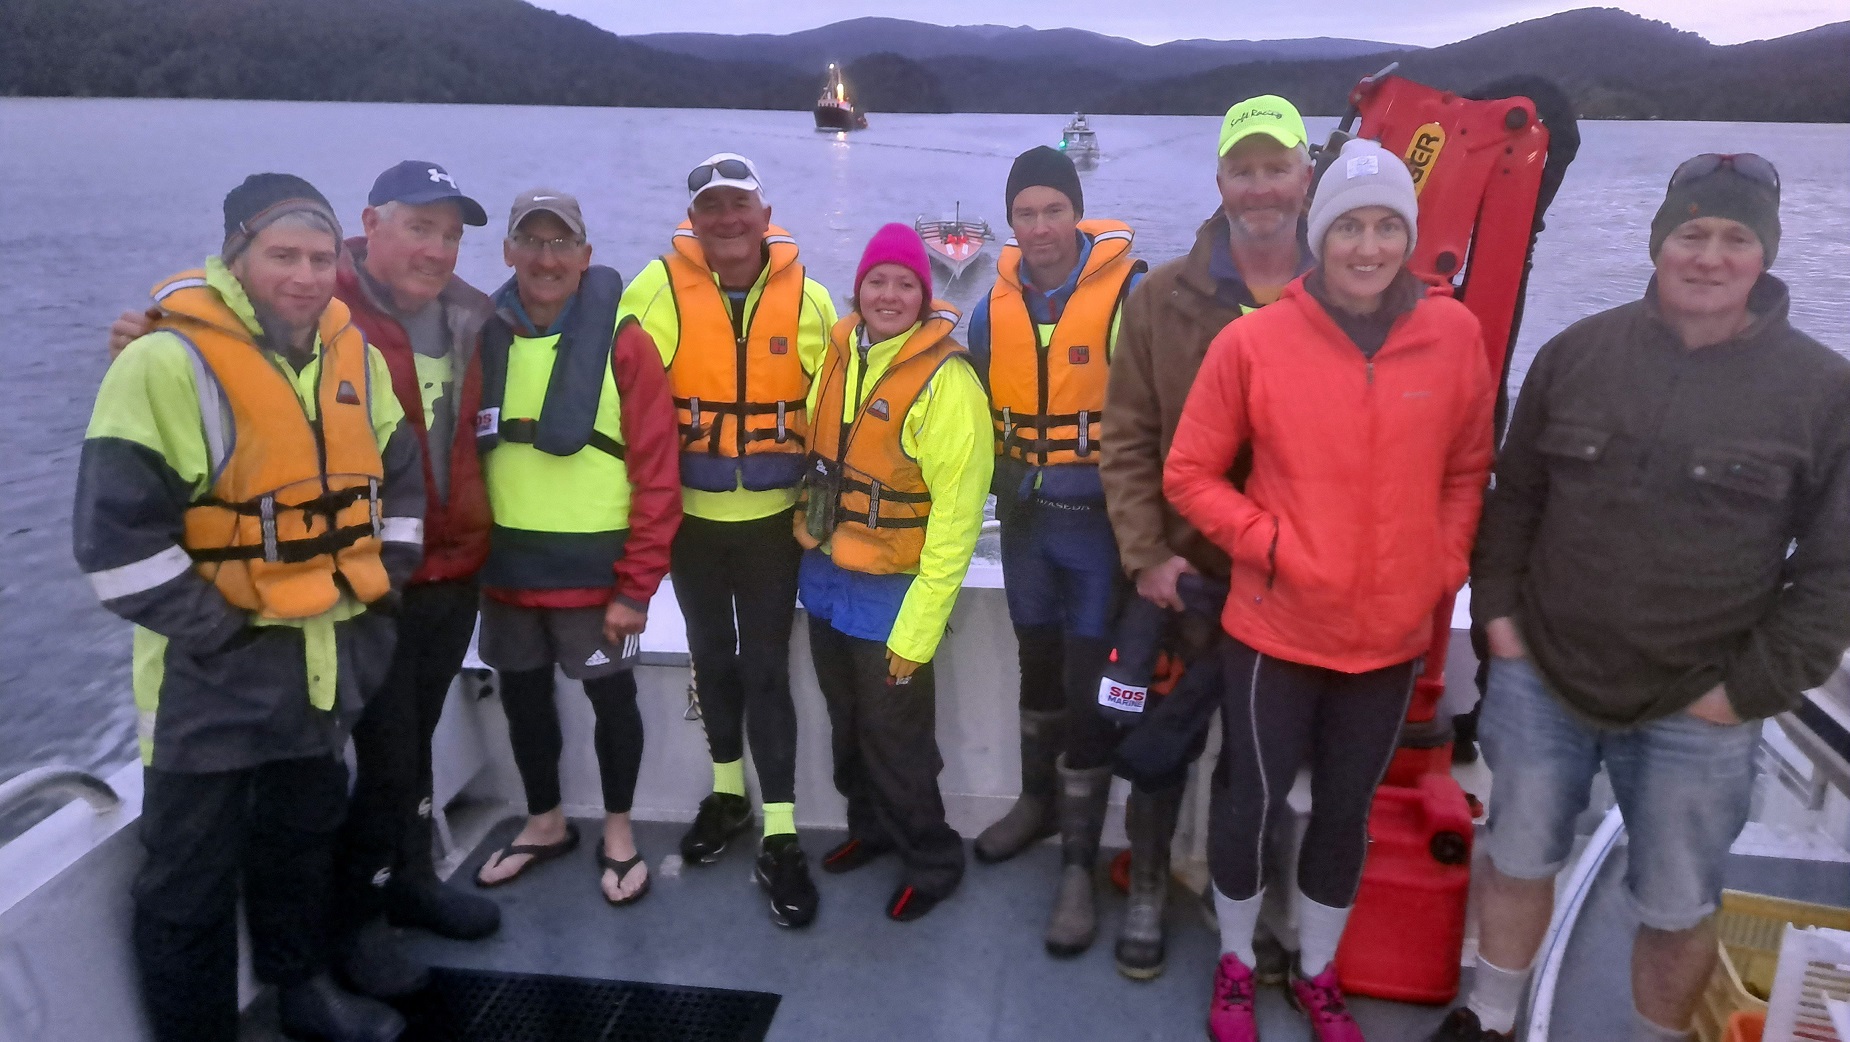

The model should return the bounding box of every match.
[544,0,1842,47]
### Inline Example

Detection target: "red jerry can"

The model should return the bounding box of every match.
[1334,771,1475,1004]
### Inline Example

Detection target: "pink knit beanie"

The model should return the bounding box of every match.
[854,222,933,302]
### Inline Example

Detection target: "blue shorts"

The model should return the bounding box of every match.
[1479,656,1758,931]
[998,503,1122,639]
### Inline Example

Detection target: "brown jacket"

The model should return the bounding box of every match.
[1103,213,1300,580]
[1472,275,1850,725]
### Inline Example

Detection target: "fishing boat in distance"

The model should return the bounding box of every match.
[915,204,993,281]
[1061,112,1100,167]
[813,63,867,132]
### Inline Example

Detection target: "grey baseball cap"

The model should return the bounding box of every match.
[506,188,586,239]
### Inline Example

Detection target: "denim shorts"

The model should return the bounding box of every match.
[1478,656,1758,931]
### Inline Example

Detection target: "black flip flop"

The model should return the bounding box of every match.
[474,822,580,889]
[597,841,651,907]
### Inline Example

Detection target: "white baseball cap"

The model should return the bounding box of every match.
[687,152,766,203]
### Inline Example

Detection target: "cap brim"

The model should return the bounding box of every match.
[691,177,763,202]
[393,188,489,226]
[510,204,586,238]
[1219,127,1306,156]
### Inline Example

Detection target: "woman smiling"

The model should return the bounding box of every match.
[1163,138,1496,1042]
[793,223,993,923]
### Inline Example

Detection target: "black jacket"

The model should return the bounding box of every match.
[1472,275,1850,725]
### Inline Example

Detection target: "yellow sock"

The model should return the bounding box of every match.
[762,802,795,838]
[712,760,746,798]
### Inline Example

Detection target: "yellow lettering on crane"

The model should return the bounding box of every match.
[1403,123,1447,197]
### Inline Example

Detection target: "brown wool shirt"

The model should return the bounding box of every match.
[1471,275,1850,726]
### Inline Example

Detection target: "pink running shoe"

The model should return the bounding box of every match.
[1288,963,1365,1042]
[1206,954,1258,1042]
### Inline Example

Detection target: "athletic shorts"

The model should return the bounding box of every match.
[477,598,638,680]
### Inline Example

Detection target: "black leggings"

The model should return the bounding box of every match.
[1209,635,1415,907]
[1015,625,1121,770]
[671,511,803,803]
[499,667,644,815]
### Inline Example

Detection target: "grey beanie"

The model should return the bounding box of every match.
[1307,138,1419,262]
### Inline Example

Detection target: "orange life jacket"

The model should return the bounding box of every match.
[663,222,810,492]
[154,270,391,620]
[987,219,1139,467]
[808,305,965,575]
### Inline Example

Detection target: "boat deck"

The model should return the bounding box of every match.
[264,820,1465,1041]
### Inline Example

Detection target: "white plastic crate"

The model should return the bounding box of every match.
[1764,924,1850,1042]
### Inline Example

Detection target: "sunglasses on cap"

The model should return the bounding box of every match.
[1669,153,1779,191]
[687,158,757,193]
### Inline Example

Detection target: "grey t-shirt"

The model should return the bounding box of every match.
[360,265,456,498]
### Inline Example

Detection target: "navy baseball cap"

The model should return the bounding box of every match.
[368,160,488,226]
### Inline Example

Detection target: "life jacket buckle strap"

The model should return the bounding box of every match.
[1076,410,1090,458]
[776,401,787,443]
[368,478,381,536]
[867,480,881,529]
[260,496,279,563]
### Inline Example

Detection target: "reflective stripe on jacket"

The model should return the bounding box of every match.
[151,269,392,620]
[663,223,810,492]
[75,256,419,772]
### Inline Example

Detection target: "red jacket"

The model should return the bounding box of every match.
[484,320,683,612]
[335,240,492,584]
[1163,278,1494,673]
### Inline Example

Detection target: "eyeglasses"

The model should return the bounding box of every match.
[687,158,756,193]
[508,232,583,257]
[1669,153,1779,191]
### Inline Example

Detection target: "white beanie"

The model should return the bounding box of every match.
[1307,137,1419,262]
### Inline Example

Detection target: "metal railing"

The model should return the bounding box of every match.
[0,766,121,820]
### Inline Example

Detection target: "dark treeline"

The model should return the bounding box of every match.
[4,0,1845,122]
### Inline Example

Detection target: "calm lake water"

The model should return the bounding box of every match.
[1,97,1846,812]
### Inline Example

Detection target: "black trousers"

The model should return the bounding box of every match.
[670,510,803,804]
[1015,624,1121,770]
[810,620,965,897]
[499,667,644,815]
[135,755,349,1042]
[1209,635,1416,907]
[338,579,478,921]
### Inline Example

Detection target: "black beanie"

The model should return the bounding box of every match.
[222,173,340,259]
[1649,164,1780,267]
[1005,145,1083,218]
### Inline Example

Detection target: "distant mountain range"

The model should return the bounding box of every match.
[3,0,1844,122]
[633,18,1401,80]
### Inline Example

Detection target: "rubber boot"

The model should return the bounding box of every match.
[1044,755,1113,956]
[974,708,1062,863]
[278,971,406,1042]
[1115,783,1183,980]
[385,791,501,940]
[339,915,429,1000]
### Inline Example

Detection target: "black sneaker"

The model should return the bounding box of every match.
[679,793,752,864]
[754,835,818,928]
[819,836,891,874]
[1428,1008,1514,1042]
